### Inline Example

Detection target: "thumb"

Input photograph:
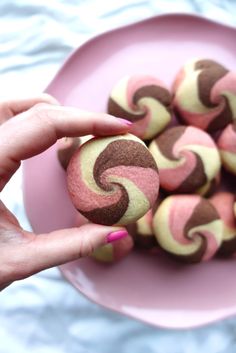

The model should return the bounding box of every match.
[5,224,129,281]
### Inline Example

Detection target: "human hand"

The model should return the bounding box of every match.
[0,94,131,290]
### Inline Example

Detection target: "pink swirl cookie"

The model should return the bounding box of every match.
[152,195,223,263]
[210,192,236,256]
[67,134,159,226]
[217,123,236,175]
[149,126,221,194]
[108,75,172,140]
[173,59,236,131]
[127,209,157,250]
[91,234,134,263]
[197,172,221,198]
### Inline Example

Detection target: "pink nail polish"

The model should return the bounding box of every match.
[116,118,133,126]
[106,230,128,243]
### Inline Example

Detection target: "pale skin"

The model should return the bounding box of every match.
[0,94,131,291]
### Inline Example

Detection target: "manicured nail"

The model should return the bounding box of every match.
[116,118,133,126]
[106,230,128,243]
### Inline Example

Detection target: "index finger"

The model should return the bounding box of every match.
[0,103,131,190]
[0,93,58,123]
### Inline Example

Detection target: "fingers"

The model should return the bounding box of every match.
[0,93,58,123]
[0,281,12,291]
[0,104,131,190]
[1,224,128,282]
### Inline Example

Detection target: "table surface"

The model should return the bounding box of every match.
[1,1,236,352]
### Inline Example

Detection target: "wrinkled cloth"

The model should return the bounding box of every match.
[1,1,236,352]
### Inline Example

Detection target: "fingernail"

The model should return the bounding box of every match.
[106,230,128,243]
[116,118,133,126]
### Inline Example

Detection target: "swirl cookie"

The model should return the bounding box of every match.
[91,234,134,263]
[153,195,223,263]
[173,59,236,131]
[217,123,236,175]
[67,134,159,226]
[149,126,221,194]
[210,192,236,256]
[197,172,221,197]
[127,209,157,250]
[108,75,172,140]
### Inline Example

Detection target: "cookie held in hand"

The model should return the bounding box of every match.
[67,134,159,226]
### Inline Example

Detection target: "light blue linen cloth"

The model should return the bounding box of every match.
[1,1,236,352]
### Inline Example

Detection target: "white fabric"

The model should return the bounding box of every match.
[1,1,236,352]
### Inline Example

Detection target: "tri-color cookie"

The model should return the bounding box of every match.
[173,59,236,131]
[217,123,236,175]
[152,195,223,263]
[107,75,172,140]
[91,234,134,263]
[197,172,221,198]
[210,192,236,256]
[67,134,160,226]
[149,126,221,194]
[127,209,157,250]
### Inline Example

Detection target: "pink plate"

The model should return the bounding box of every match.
[23,14,236,329]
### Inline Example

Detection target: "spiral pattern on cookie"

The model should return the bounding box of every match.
[108,75,172,140]
[173,58,236,131]
[153,195,223,263]
[197,172,221,197]
[127,209,157,249]
[149,126,221,194]
[67,134,159,226]
[217,123,236,175]
[210,192,236,255]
